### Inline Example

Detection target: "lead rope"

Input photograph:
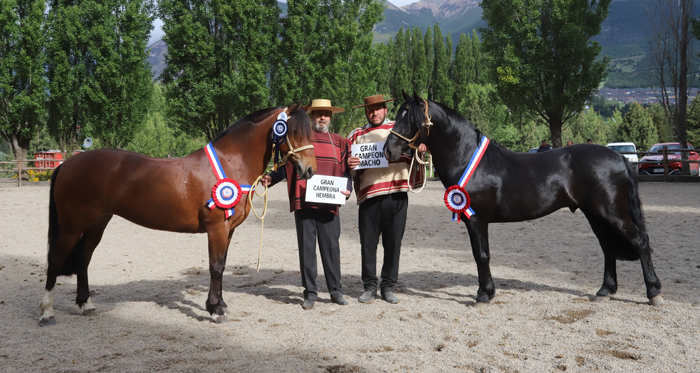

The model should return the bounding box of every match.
[248,175,268,273]
[408,151,430,193]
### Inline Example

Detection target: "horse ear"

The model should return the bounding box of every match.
[402,90,410,101]
[287,102,301,114]
[413,91,422,103]
[302,103,311,113]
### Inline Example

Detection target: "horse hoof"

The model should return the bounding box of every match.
[649,295,663,306]
[593,295,610,302]
[212,315,229,324]
[39,317,57,327]
[473,301,489,309]
[82,309,97,317]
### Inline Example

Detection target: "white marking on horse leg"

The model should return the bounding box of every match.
[80,297,96,313]
[650,295,663,306]
[39,289,55,321]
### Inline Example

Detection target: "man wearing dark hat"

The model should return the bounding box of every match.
[262,99,352,310]
[346,94,426,304]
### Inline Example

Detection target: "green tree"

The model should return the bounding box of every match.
[617,102,658,151]
[0,0,46,162]
[456,83,516,150]
[648,103,675,143]
[388,27,411,104]
[432,24,453,106]
[481,0,611,148]
[411,27,427,95]
[685,94,700,147]
[424,26,434,97]
[271,0,384,135]
[160,0,279,141]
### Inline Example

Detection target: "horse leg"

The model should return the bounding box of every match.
[584,214,619,300]
[464,219,494,308]
[40,229,84,325]
[205,224,231,322]
[74,215,113,315]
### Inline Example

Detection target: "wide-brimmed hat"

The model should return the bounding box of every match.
[352,94,395,109]
[305,99,345,114]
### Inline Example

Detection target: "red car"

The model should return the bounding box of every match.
[638,142,699,176]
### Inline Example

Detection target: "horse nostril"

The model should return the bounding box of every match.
[306,167,314,178]
[384,149,391,160]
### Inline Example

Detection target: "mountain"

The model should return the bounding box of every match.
[148,40,167,80]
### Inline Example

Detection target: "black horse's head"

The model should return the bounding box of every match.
[385,91,430,161]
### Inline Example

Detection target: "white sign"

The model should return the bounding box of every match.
[351,142,388,170]
[304,175,348,205]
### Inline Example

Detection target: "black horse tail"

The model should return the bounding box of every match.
[622,157,652,259]
[47,165,82,277]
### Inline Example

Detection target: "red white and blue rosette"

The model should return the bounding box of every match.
[211,178,242,209]
[444,185,470,222]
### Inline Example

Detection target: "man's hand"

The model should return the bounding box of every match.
[260,175,272,187]
[347,156,360,169]
[417,143,428,153]
[340,190,351,197]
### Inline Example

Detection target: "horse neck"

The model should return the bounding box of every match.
[212,116,275,183]
[425,106,483,187]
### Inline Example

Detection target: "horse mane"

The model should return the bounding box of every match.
[409,98,489,148]
[212,105,311,143]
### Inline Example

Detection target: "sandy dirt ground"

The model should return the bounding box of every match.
[0,180,699,372]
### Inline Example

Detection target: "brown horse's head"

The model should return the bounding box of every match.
[279,102,316,179]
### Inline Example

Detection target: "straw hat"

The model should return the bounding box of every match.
[352,94,395,109]
[305,99,345,114]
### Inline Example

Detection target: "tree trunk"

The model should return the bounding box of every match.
[548,117,563,148]
[9,134,30,181]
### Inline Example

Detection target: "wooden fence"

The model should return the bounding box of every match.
[0,160,56,187]
[619,147,700,182]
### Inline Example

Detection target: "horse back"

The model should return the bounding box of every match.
[479,144,629,222]
[53,149,212,233]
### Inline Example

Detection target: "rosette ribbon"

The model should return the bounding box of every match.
[445,136,490,222]
[270,111,288,171]
[205,142,251,219]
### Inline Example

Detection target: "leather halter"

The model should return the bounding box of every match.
[274,107,314,168]
[390,99,433,150]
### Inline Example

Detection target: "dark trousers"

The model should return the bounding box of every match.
[358,192,408,292]
[294,209,343,301]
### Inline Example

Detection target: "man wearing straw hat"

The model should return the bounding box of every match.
[347,94,426,304]
[262,99,352,310]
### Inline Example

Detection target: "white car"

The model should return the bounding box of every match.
[606,142,638,163]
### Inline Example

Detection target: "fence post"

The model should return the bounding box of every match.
[662,146,669,182]
[17,159,22,187]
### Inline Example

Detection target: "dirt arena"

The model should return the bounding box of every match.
[0,180,698,372]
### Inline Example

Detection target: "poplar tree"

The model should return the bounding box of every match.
[160,0,279,140]
[389,27,411,103]
[411,27,427,95]
[481,0,611,148]
[432,24,453,107]
[0,0,46,162]
[617,103,658,151]
[46,0,155,151]
[424,26,434,98]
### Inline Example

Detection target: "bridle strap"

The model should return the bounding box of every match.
[278,136,314,166]
[390,98,433,150]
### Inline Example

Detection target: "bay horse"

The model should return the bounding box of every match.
[384,92,662,308]
[40,103,316,325]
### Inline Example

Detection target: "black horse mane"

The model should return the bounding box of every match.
[405,97,492,148]
[212,105,311,142]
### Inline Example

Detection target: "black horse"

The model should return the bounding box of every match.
[384,92,662,307]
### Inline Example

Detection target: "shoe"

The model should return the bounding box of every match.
[331,294,348,306]
[302,299,315,310]
[358,290,376,303]
[381,290,398,304]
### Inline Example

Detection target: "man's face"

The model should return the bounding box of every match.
[541,141,547,147]
[311,110,332,133]
[365,104,387,126]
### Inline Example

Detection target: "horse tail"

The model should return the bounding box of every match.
[623,157,652,258]
[47,164,83,276]
[47,164,61,261]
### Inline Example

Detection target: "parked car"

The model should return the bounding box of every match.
[606,142,638,163]
[527,148,538,153]
[638,142,700,176]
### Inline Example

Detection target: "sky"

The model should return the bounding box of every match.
[147,1,420,46]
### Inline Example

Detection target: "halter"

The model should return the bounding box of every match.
[390,98,433,150]
[271,108,315,171]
